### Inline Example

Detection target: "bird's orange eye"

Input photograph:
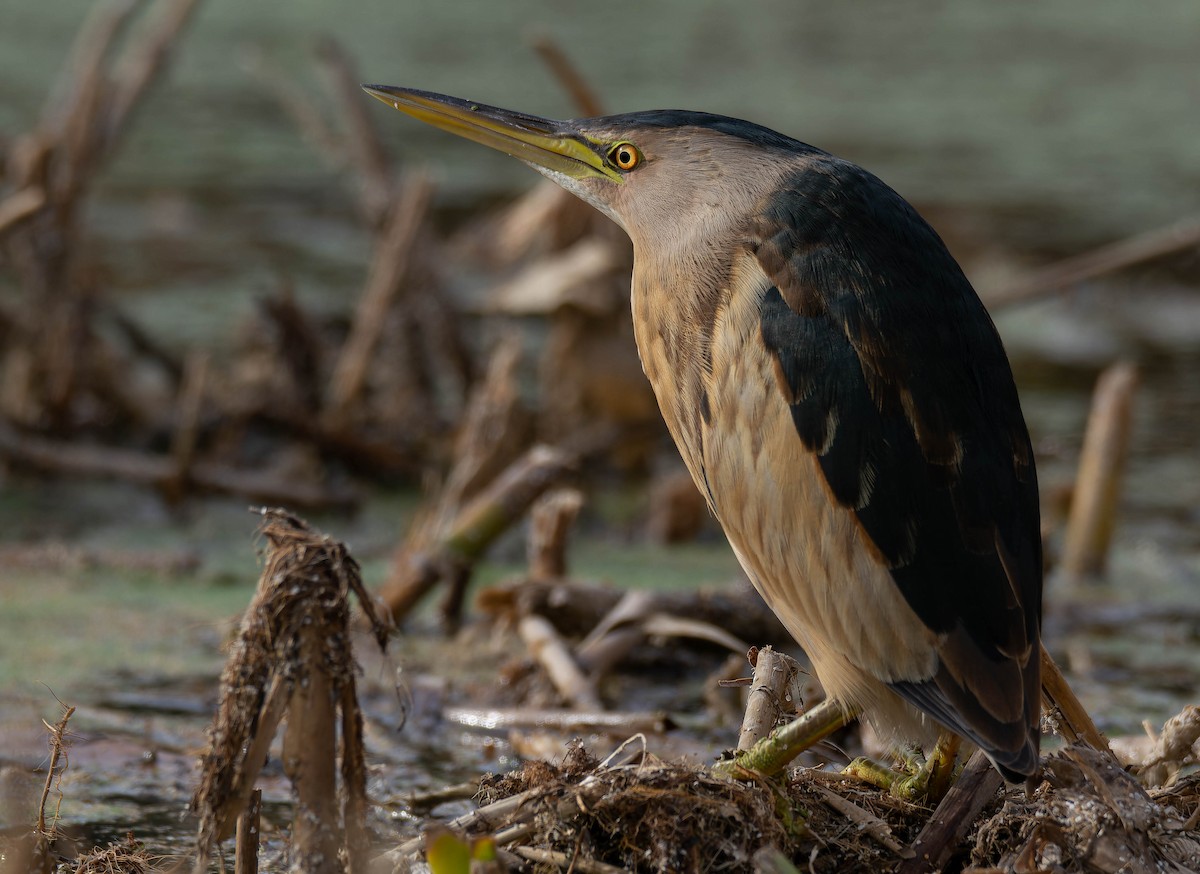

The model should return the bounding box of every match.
[609,142,641,171]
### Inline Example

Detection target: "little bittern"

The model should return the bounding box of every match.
[366,86,1042,782]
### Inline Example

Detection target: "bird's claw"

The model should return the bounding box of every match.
[843,743,958,803]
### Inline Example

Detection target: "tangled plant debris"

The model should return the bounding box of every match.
[190,509,389,874]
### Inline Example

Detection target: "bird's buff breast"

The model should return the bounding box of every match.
[631,261,939,717]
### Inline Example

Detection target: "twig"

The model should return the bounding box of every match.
[315,36,395,226]
[986,215,1200,309]
[37,705,76,836]
[813,786,911,858]
[527,488,583,580]
[519,614,603,710]
[483,236,620,316]
[104,0,205,150]
[323,172,432,429]
[234,788,261,874]
[511,845,630,874]
[0,420,359,509]
[435,333,530,512]
[380,445,576,624]
[210,674,290,845]
[38,0,140,137]
[386,787,541,860]
[0,187,47,238]
[406,781,481,813]
[243,47,346,169]
[38,0,140,199]
[107,305,184,384]
[896,749,1002,874]
[529,34,605,117]
[479,577,794,648]
[445,707,670,735]
[164,350,209,502]
[1060,361,1138,581]
[1040,644,1113,756]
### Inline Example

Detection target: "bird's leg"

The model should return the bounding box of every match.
[712,697,854,780]
[844,731,962,803]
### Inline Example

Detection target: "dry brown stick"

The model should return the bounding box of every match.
[234,788,261,874]
[248,405,419,476]
[529,34,606,117]
[518,614,603,710]
[576,600,751,680]
[405,781,481,813]
[164,350,208,502]
[1060,361,1138,581]
[211,674,290,845]
[528,487,583,580]
[324,172,432,429]
[284,621,342,874]
[107,305,184,384]
[813,786,911,858]
[381,445,576,623]
[387,788,541,860]
[1040,643,1112,755]
[244,47,346,169]
[445,707,669,735]
[0,187,47,238]
[511,846,629,874]
[55,21,119,200]
[736,646,797,752]
[39,0,139,133]
[37,705,76,836]
[481,578,795,651]
[315,36,395,226]
[986,215,1200,309]
[340,679,371,874]
[103,0,204,149]
[437,333,529,513]
[897,749,1003,874]
[0,421,359,509]
[37,0,140,176]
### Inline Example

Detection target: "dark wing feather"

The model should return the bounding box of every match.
[751,157,1042,775]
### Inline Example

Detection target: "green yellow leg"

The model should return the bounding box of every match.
[712,697,856,780]
[844,731,962,803]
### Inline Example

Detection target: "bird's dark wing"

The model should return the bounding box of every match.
[748,158,1042,776]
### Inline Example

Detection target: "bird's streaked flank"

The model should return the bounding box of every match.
[364,85,1043,786]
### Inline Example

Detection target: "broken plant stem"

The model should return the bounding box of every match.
[813,786,910,857]
[234,789,261,874]
[737,646,798,752]
[519,614,603,710]
[445,707,669,735]
[1060,360,1138,582]
[37,705,76,836]
[1040,644,1112,755]
[511,845,629,874]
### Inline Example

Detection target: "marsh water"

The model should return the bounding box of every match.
[1,0,1198,863]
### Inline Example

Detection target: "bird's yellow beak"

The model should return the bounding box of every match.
[362,85,622,183]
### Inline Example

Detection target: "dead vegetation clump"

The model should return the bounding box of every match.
[971,745,1200,873]
[70,836,159,874]
[469,744,803,873]
[190,508,389,873]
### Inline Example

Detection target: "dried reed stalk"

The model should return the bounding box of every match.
[191,509,388,873]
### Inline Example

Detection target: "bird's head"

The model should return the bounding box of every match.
[363,86,805,252]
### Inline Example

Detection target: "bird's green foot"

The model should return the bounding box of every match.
[843,733,960,803]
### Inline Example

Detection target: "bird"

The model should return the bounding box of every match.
[363,85,1043,789]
